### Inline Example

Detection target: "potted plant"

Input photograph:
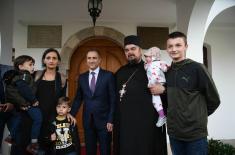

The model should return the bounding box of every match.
[208,139,235,155]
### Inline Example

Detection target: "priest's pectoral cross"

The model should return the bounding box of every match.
[119,84,126,102]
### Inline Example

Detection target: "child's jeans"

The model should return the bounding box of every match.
[27,107,42,140]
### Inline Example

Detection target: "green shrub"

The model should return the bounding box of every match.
[208,139,235,155]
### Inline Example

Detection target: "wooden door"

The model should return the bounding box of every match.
[68,37,127,144]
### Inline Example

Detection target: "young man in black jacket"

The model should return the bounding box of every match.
[150,31,220,155]
[2,55,42,154]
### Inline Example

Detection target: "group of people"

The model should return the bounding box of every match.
[0,48,71,155]
[0,31,220,155]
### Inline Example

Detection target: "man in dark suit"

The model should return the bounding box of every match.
[71,49,116,155]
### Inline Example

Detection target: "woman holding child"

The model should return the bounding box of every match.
[10,48,77,155]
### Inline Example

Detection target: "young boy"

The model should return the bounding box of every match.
[144,47,168,127]
[3,55,42,154]
[51,97,80,155]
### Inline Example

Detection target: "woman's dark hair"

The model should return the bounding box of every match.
[14,55,35,71]
[42,48,61,71]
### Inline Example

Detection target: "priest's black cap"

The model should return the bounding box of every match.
[124,35,141,47]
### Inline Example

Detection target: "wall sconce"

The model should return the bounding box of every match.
[88,0,102,26]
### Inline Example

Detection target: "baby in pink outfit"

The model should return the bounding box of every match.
[144,47,168,127]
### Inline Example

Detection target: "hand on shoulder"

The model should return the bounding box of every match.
[67,113,77,126]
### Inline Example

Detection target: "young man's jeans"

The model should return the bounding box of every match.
[0,110,21,144]
[0,106,42,145]
[170,137,208,155]
[27,107,42,140]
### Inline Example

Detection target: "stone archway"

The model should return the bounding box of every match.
[60,26,125,73]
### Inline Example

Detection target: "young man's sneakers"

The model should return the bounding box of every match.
[26,143,39,155]
[4,135,15,145]
[156,116,167,127]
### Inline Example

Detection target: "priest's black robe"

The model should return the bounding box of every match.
[114,61,167,155]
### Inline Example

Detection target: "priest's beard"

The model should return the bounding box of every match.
[128,58,141,66]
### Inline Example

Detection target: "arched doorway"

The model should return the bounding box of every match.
[68,36,127,143]
[60,26,125,72]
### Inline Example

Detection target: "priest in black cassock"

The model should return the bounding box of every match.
[113,35,167,155]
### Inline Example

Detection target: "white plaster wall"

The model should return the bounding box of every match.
[187,0,215,63]
[176,0,196,34]
[205,27,235,140]
[12,22,61,70]
[187,0,235,65]
[205,0,235,36]
[0,0,14,65]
